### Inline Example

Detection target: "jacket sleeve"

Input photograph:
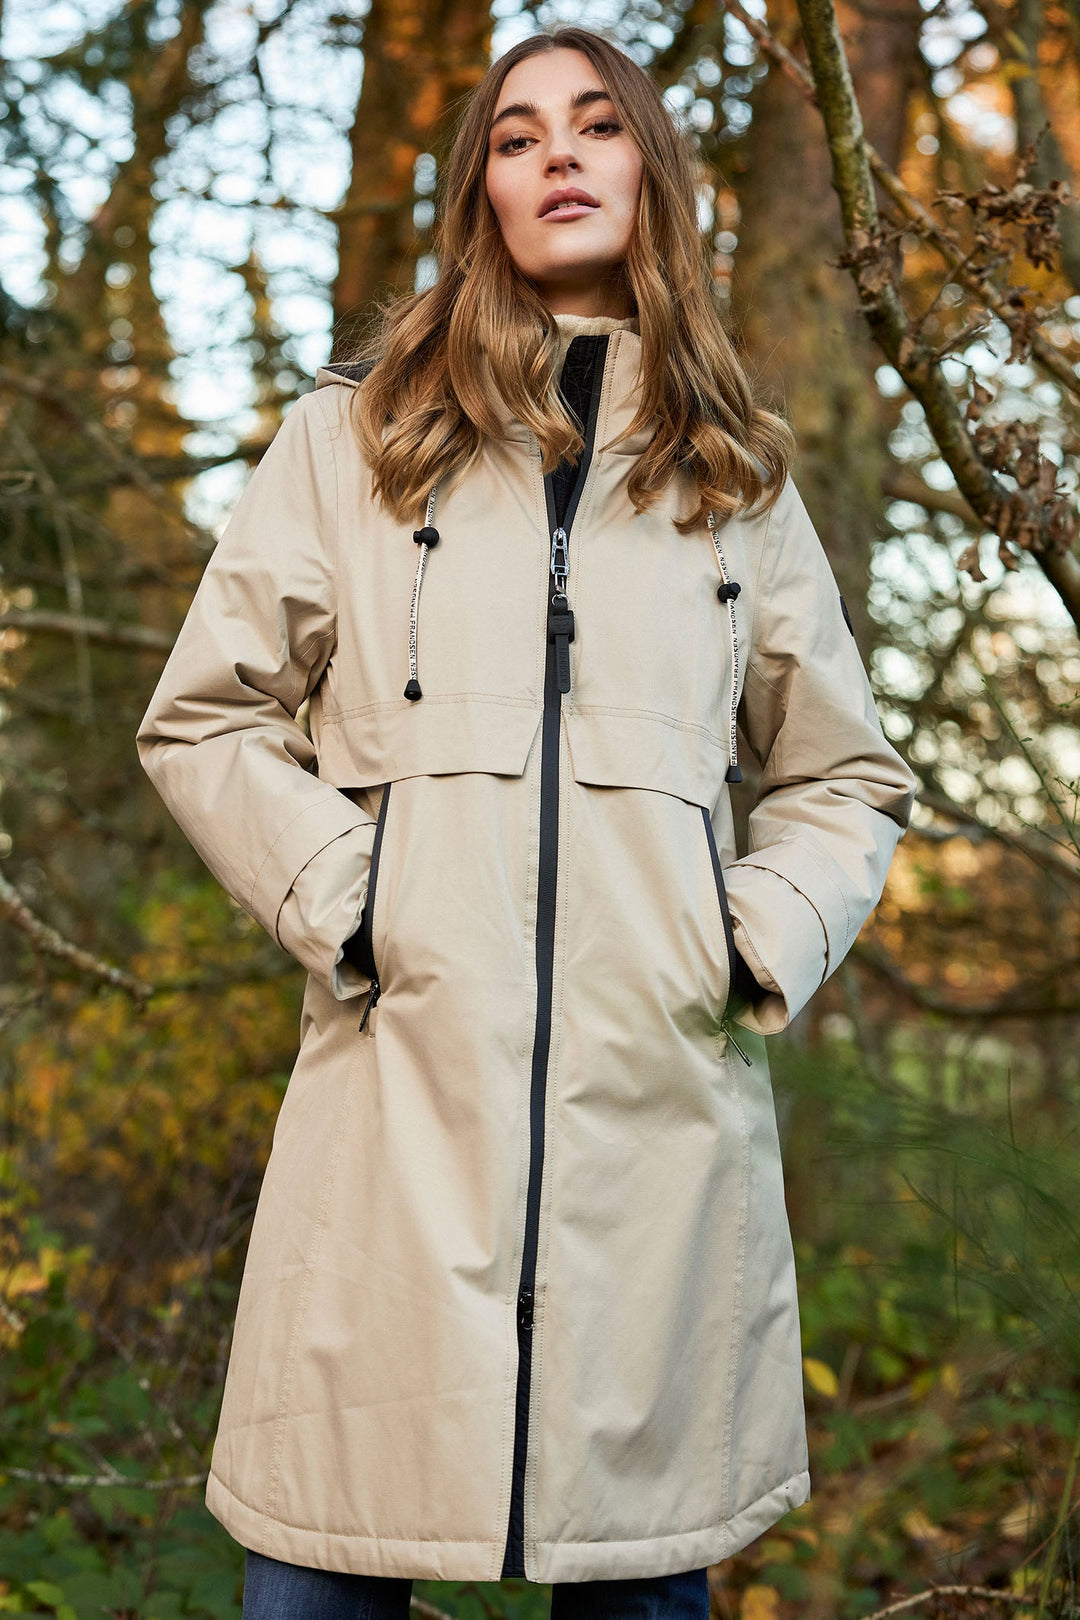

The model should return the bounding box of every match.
[135,388,378,1001]
[723,472,918,1036]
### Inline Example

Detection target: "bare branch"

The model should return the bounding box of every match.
[861,1585,1032,1620]
[913,788,1080,882]
[4,1465,206,1490]
[0,365,210,545]
[718,0,1080,404]
[0,608,175,652]
[720,0,1080,625]
[853,942,1080,1018]
[0,869,155,1000]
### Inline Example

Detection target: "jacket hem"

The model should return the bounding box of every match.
[531,1467,811,1583]
[205,1466,811,1584]
[205,1468,508,1581]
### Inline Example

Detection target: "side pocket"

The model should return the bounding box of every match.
[357,780,392,1033]
[701,804,752,1066]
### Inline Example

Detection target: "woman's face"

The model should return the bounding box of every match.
[484,48,643,318]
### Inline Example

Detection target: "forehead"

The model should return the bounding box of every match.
[492,48,612,113]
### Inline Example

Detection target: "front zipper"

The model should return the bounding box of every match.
[357,781,392,1033]
[501,336,610,1581]
[700,804,752,1067]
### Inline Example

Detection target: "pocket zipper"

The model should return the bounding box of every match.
[356,782,392,1034]
[721,1018,752,1066]
[357,974,381,1033]
[700,804,742,1009]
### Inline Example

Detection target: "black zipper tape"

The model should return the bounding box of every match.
[357,781,392,1033]
[501,336,610,1579]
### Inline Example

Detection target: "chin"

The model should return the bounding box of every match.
[530,249,626,283]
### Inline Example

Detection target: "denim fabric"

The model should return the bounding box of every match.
[242,1550,711,1619]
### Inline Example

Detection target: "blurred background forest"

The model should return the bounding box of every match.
[1,0,1079,1615]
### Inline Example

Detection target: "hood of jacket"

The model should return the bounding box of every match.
[315,310,657,455]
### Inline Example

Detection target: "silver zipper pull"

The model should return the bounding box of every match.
[550,526,569,590]
[358,974,381,1032]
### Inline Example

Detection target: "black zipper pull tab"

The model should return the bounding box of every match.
[517,1285,534,1333]
[722,1017,752,1066]
[548,592,575,694]
[358,974,381,1032]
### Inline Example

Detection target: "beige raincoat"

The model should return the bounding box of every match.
[136,310,917,1585]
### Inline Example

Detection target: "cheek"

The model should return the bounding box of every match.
[486,167,523,240]
[603,150,643,234]
[619,155,644,220]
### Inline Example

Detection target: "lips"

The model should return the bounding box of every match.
[538,187,600,218]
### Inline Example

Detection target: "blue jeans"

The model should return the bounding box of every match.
[242,1549,711,1618]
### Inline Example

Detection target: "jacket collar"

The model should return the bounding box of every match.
[481,312,653,454]
[551,310,638,371]
[313,316,652,455]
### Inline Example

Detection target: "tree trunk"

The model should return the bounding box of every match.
[731,0,923,654]
[332,0,493,339]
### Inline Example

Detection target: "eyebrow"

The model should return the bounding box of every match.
[489,86,615,135]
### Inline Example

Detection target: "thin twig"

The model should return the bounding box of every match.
[913,788,1080,882]
[0,869,155,1000]
[861,1584,1032,1620]
[0,365,207,539]
[4,1465,205,1490]
[7,420,96,727]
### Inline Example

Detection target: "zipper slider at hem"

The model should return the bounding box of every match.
[722,1018,752,1066]
[358,974,381,1032]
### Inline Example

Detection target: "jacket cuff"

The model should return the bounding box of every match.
[723,839,839,1034]
[271,814,377,1000]
[249,791,371,926]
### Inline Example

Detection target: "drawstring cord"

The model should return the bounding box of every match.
[706,509,743,784]
[404,485,440,701]
[403,491,741,782]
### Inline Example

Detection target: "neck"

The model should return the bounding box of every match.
[535,277,635,321]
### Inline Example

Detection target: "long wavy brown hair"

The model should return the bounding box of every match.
[343,25,795,535]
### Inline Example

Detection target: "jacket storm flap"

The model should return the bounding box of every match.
[135,311,917,1584]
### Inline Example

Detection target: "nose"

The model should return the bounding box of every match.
[544,134,582,177]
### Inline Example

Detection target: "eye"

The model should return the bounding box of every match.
[493,116,623,156]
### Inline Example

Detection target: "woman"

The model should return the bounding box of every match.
[136,24,917,1620]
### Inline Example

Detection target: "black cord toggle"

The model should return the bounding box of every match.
[413,526,440,546]
[404,678,423,700]
[716,580,741,603]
